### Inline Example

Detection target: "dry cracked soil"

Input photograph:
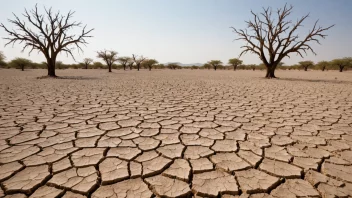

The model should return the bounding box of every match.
[0,69,352,198]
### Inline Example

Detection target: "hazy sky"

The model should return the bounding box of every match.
[0,0,351,65]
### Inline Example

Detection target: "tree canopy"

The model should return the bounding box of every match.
[143,59,158,71]
[208,60,222,70]
[97,50,118,72]
[168,63,179,70]
[132,54,146,71]
[298,61,314,71]
[331,57,352,72]
[83,58,93,69]
[117,57,131,70]
[9,58,32,71]
[228,58,243,70]
[316,61,329,71]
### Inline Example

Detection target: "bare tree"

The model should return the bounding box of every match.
[316,61,329,71]
[9,58,32,71]
[208,60,222,71]
[143,59,158,71]
[331,58,352,72]
[299,61,314,71]
[228,58,243,71]
[231,4,333,78]
[82,58,93,69]
[97,50,118,72]
[117,56,131,70]
[132,54,146,71]
[0,5,93,77]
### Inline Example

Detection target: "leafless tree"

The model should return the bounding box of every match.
[231,4,334,78]
[132,54,146,71]
[83,58,93,69]
[117,56,131,70]
[97,50,118,72]
[0,5,93,77]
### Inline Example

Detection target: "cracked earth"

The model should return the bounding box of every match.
[0,69,352,198]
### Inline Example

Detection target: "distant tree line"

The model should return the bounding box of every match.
[0,53,350,72]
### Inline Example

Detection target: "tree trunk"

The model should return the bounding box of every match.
[47,63,56,76]
[21,65,24,71]
[265,66,276,78]
[339,66,344,72]
[47,58,56,77]
[108,64,112,72]
[233,65,237,71]
[85,64,88,69]
[123,65,126,70]
[322,66,325,71]
[214,66,217,71]
[137,64,140,71]
[149,66,151,71]
[304,67,308,71]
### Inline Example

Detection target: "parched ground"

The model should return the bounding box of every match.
[0,69,352,198]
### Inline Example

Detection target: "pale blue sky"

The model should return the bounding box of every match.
[0,0,351,65]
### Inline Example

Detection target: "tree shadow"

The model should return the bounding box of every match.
[278,77,352,85]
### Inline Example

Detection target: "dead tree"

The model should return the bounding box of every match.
[298,61,314,71]
[97,50,118,72]
[231,4,333,78]
[132,54,146,71]
[83,58,93,69]
[117,57,131,70]
[0,5,93,77]
[208,60,222,71]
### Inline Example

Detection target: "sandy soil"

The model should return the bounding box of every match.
[0,69,351,197]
